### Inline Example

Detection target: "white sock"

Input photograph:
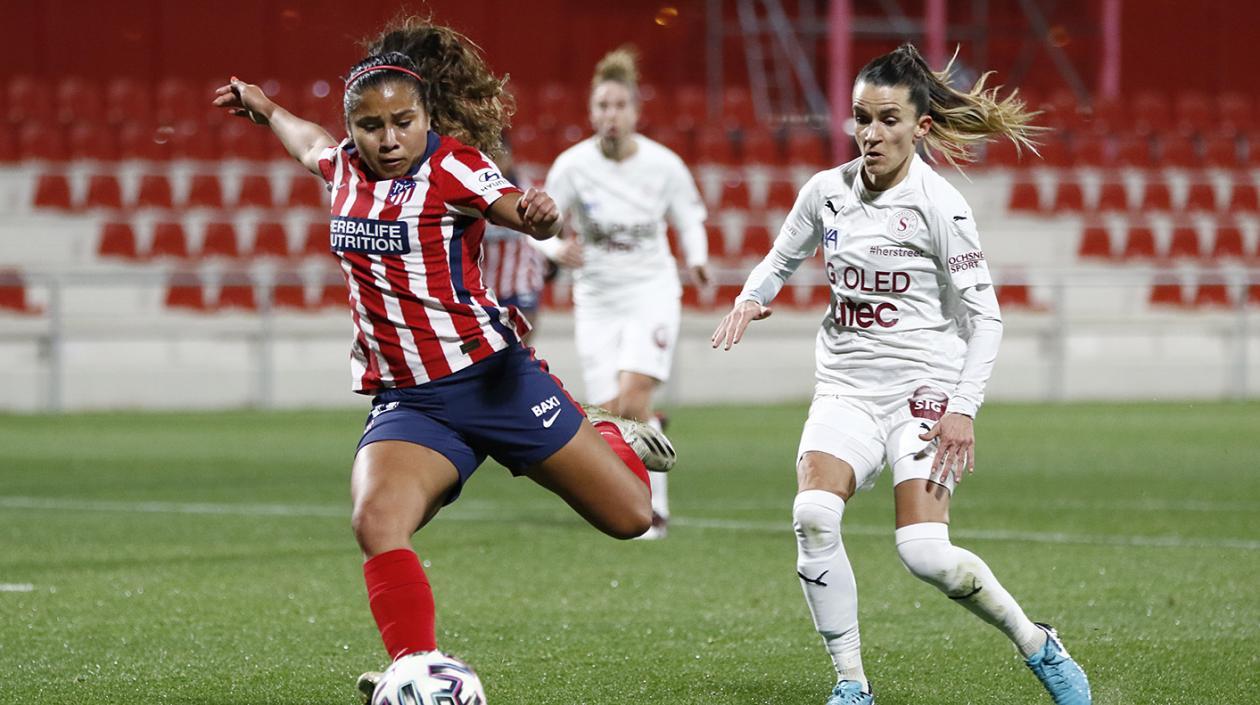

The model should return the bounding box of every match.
[646,416,668,518]
[793,490,867,689]
[895,522,1047,658]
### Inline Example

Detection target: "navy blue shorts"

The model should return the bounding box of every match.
[357,344,585,504]
[498,291,540,311]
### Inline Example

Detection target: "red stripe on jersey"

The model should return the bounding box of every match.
[342,176,416,388]
[418,169,493,364]
[376,178,451,383]
[330,154,383,390]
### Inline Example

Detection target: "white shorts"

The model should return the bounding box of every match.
[797,385,956,493]
[573,294,680,404]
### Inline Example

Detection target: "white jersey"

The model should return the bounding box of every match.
[543,135,708,307]
[738,154,1001,416]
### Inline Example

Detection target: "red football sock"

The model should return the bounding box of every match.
[363,548,436,659]
[593,420,651,492]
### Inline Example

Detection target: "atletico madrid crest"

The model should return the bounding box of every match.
[387,178,416,205]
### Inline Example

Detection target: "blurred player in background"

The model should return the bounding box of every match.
[212,16,676,699]
[539,47,709,539]
[480,144,548,342]
[712,44,1090,705]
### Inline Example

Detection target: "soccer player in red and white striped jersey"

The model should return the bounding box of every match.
[213,17,676,686]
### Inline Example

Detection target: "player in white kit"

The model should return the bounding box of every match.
[540,47,709,539]
[712,44,1091,705]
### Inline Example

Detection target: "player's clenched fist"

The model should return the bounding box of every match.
[518,188,562,237]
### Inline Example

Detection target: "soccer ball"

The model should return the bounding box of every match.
[370,651,486,705]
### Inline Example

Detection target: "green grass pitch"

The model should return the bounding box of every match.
[2,402,1258,704]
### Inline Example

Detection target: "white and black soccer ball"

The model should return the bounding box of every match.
[370,651,486,705]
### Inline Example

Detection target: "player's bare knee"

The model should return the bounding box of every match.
[604,503,652,540]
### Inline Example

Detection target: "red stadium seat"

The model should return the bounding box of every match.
[1248,282,1260,307]
[739,224,774,258]
[695,127,735,166]
[1077,224,1113,259]
[1219,93,1253,135]
[1115,136,1154,169]
[0,270,40,314]
[785,129,828,168]
[1157,134,1197,169]
[721,87,757,130]
[200,221,240,259]
[55,77,103,124]
[18,124,65,162]
[1191,271,1231,308]
[536,82,583,131]
[215,272,257,311]
[251,220,289,258]
[135,173,174,209]
[1120,225,1157,260]
[1227,180,1258,213]
[286,173,326,209]
[1036,136,1071,168]
[680,283,707,309]
[155,77,201,125]
[0,125,16,163]
[272,272,309,310]
[82,173,123,209]
[1133,91,1172,136]
[1183,181,1218,213]
[996,283,1035,309]
[317,279,347,309]
[712,284,744,309]
[1139,180,1173,212]
[1203,134,1241,169]
[170,121,219,161]
[1084,95,1124,135]
[1174,91,1212,137]
[105,78,152,127]
[164,272,207,311]
[716,177,750,210]
[218,121,270,162]
[235,174,274,208]
[1094,179,1129,212]
[506,125,552,165]
[982,138,1020,168]
[705,224,727,258]
[302,221,331,258]
[741,129,780,166]
[673,85,707,131]
[1209,223,1245,260]
[118,123,173,161]
[6,76,54,124]
[1147,271,1185,307]
[98,221,139,259]
[186,173,224,209]
[149,221,190,259]
[1050,181,1085,212]
[32,173,72,210]
[296,79,341,129]
[69,123,120,161]
[1007,180,1041,212]
[637,83,671,132]
[1166,224,1202,259]
[765,179,798,210]
[1071,134,1108,168]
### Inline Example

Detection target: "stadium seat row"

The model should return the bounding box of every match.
[1078,221,1260,261]
[33,171,327,211]
[986,131,1255,170]
[96,220,332,261]
[1031,89,1256,138]
[1009,177,1260,214]
[1148,272,1260,308]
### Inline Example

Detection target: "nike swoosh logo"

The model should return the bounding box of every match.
[952,215,967,221]
[542,408,562,428]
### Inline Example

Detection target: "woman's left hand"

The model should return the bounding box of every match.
[918,412,975,484]
[518,188,562,237]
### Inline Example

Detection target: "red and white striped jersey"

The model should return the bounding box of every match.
[481,223,547,305]
[318,133,530,393]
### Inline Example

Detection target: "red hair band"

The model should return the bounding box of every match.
[345,65,424,87]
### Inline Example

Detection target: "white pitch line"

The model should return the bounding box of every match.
[0,583,35,592]
[3,496,1257,551]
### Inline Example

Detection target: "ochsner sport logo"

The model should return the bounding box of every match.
[888,209,919,241]
[329,216,411,254]
[948,250,986,273]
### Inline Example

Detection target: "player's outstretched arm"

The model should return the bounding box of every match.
[487,188,564,240]
[212,77,335,177]
[711,299,772,351]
